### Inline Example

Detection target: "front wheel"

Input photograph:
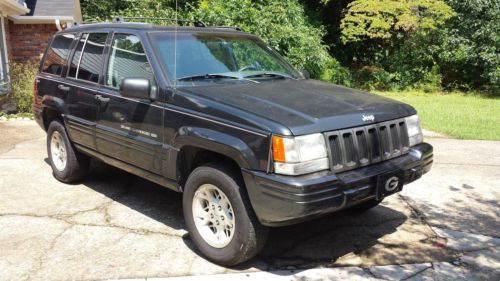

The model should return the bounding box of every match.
[183,164,268,266]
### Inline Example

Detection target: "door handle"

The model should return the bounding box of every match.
[58,84,70,92]
[95,95,110,103]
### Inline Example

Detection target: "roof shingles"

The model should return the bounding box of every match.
[25,0,76,17]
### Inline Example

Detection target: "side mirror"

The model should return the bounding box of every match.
[301,70,311,79]
[120,78,152,100]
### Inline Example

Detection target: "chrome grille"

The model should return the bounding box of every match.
[325,118,410,173]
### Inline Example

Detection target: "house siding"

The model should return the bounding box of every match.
[8,20,57,62]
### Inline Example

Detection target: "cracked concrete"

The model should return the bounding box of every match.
[0,120,498,280]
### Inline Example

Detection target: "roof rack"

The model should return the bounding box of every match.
[112,16,206,27]
[111,16,242,31]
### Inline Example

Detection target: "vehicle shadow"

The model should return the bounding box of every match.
[68,159,416,270]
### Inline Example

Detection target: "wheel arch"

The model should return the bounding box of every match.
[41,96,66,130]
[172,127,262,191]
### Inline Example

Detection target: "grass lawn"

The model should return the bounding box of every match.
[376,91,499,141]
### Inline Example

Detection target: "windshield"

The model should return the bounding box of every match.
[150,32,301,85]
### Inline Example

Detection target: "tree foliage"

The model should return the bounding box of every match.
[341,0,455,43]
[80,0,498,93]
[81,0,350,83]
[435,0,500,91]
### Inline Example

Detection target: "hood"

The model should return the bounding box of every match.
[179,79,416,135]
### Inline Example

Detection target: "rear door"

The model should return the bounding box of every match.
[64,32,108,150]
[95,33,164,174]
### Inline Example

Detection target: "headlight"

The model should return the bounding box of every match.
[405,114,423,147]
[272,133,329,175]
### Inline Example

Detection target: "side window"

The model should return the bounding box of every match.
[42,34,75,75]
[68,33,107,83]
[68,34,87,78]
[106,34,154,88]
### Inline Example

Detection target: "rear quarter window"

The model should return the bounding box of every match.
[42,34,75,75]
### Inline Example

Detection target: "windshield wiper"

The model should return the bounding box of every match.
[177,74,241,81]
[243,72,295,80]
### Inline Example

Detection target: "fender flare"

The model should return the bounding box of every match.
[41,95,66,116]
[172,126,260,171]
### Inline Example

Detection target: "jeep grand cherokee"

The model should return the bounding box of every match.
[32,20,433,266]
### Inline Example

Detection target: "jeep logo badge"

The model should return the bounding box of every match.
[385,176,400,192]
[362,114,375,122]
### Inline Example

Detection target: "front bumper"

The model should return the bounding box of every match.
[242,142,433,227]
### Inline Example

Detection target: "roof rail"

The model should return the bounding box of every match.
[112,16,206,27]
[210,26,242,31]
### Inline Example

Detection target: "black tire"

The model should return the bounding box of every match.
[47,120,89,183]
[183,163,268,266]
[349,198,383,212]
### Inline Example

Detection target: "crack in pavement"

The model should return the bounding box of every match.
[363,267,388,280]
[23,224,74,281]
[61,182,131,221]
[398,194,438,237]
[400,264,433,280]
[0,213,185,238]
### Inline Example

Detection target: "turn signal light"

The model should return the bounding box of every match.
[272,135,286,162]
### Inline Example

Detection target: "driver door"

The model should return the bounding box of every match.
[95,33,164,175]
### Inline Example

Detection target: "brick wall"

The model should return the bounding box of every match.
[8,20,57,62]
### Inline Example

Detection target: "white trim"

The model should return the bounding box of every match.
[0,0,30,16]
[8,15,75,24]
[0,16,10,88]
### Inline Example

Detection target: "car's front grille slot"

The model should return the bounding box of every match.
[325,118,409,173]
[390,123,401,156]
[343,131,357,168]
[367,127,381,162]
[355,129,369,166]
[379,125,391,159]
[329,134,343,170]
[399,121,410,153]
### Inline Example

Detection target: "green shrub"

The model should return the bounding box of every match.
[350,67,396,91]
[8,61,38,113]
[437,0,499,93]
[319,57,352,86]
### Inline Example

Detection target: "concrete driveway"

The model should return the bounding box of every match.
[0,120,498,280]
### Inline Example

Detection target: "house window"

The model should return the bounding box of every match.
[0,16,9,93]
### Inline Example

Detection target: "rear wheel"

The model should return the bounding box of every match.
[183,164,268,266]
[47,120,89,183]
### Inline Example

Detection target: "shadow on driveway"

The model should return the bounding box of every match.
[49,158,450,271]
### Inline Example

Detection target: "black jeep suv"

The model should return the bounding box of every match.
[32,21,433,266]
